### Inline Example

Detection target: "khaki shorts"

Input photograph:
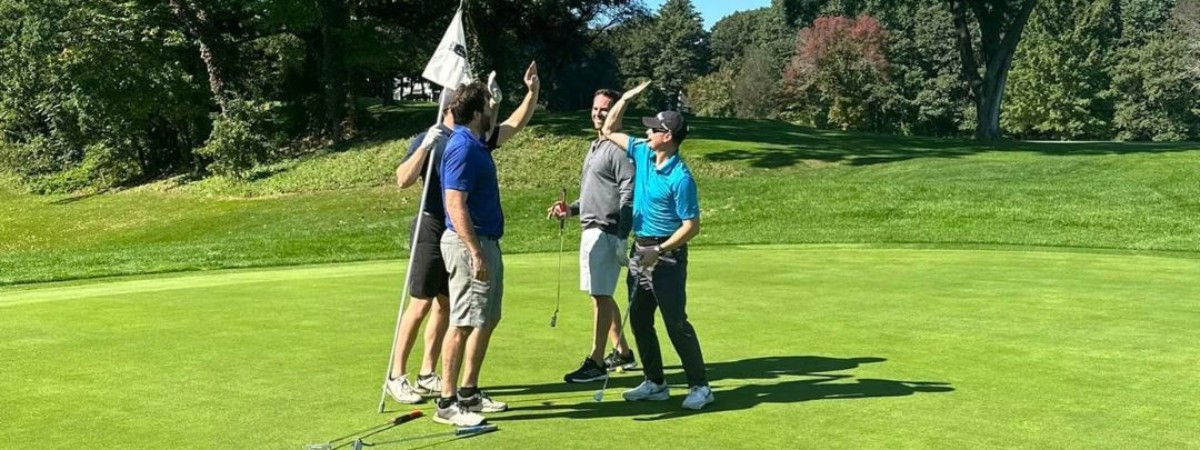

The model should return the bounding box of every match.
[579,227,627,297]
[440,230,504,328]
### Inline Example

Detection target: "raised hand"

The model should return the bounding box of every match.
[524,61,539,91]
[487,70,503,105]
[623,80,651,100]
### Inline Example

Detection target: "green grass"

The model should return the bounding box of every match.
[2,246,1198,448]
[4,106,1200,448]
[2,107,1199,285]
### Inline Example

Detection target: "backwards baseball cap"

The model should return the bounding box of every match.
[641,110,688,142]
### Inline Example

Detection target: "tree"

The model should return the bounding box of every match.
[686,69,735,117]
[1110,25,1200,140]
[779,15,894,130]
[733,45,784,119]
[651,0,709,109]
[467,0,643,111]
[947,0,1038,141]
[1002,0,1119,139]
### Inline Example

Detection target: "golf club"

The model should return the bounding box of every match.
[350,425,499,449]
[306,410,423,450]
[550,187,566,327]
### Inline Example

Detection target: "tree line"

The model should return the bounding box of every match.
[1,0,1197,192]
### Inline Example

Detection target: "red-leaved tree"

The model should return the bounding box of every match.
[779,15,894,131]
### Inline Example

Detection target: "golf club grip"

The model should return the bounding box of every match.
[455,425,498,436]
[391,410,423,425]
[558,187,567,230]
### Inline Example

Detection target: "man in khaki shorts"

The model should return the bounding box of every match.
[435,62,539,427]
[548,88,637,384]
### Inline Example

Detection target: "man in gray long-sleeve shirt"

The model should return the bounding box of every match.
[548,88,637,383]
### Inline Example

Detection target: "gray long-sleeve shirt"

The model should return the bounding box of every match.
[570,138,634,239]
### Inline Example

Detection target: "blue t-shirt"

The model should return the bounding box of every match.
[626,136,699,237]
[441,125,504,238]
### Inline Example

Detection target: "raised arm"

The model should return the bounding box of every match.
[495,61,540,147]
[601,80,651,151]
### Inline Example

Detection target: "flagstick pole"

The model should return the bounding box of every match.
[378,87,449,413]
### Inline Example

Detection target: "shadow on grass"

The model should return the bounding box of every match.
[489,355,953,422]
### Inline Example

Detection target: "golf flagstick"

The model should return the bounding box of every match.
[378,0,472,413]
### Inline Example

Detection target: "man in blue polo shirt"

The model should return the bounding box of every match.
[600,81,713,411]
[435,62,540,426]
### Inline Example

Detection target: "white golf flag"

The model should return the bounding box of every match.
[422,5,472,89]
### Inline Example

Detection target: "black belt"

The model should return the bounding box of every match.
[634,236,671,245]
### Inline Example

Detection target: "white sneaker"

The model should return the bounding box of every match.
[433,402,486,427]
[385,377,423,404]
[622,380,670,401]
[461,391,508,413]
[413,373,442,396]
[681,385,714,410]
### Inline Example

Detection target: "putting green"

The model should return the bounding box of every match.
[2,245,1197,449]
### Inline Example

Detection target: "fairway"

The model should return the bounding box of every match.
[3,245,1197,449]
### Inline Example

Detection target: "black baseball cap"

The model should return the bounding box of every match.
[641,111,688,142]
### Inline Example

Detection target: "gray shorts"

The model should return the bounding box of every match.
[440,230,504,328]
[579,227,627,297]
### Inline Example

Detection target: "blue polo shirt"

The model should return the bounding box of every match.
[626,137,699,237]
[441,125,504,238]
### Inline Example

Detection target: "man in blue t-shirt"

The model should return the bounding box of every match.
[434,62,540,427]
[600,81,714,411]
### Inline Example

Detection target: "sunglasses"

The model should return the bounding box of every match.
[648,127,670,134]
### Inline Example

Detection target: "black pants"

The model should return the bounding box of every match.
[627,237,707,387]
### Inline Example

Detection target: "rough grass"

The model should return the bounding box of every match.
[2,105,1199,285]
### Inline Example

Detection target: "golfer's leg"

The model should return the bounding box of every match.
[420,294,450,375]
[590,295,615,362]
[440,326,470,398]
[390,298,432,378]
[608,297,632,355]
[439,229,474,399]
[462,239,504,389]
[629,271,663,382]
[461,322,496,388]
[654,249,707,387]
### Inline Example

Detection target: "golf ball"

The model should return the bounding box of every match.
[616,367,625,373]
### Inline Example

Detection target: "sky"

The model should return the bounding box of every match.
[645,0,773,29]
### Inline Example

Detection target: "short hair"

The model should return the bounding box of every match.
[594,89,620,104]
[450,81,491,126]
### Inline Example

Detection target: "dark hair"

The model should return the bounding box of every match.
[450,81,491,125]
[594,89,620,104]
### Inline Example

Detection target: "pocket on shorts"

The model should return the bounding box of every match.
[469,277,490,300]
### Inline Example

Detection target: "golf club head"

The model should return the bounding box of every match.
[592,390,604,402]
[549,314,557,328]
[306,444,333,450]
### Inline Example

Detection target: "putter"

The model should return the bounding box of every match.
[351,425,499,448]
[306,410,422,450]
[550,187,566,327]
[593,248,676,402]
